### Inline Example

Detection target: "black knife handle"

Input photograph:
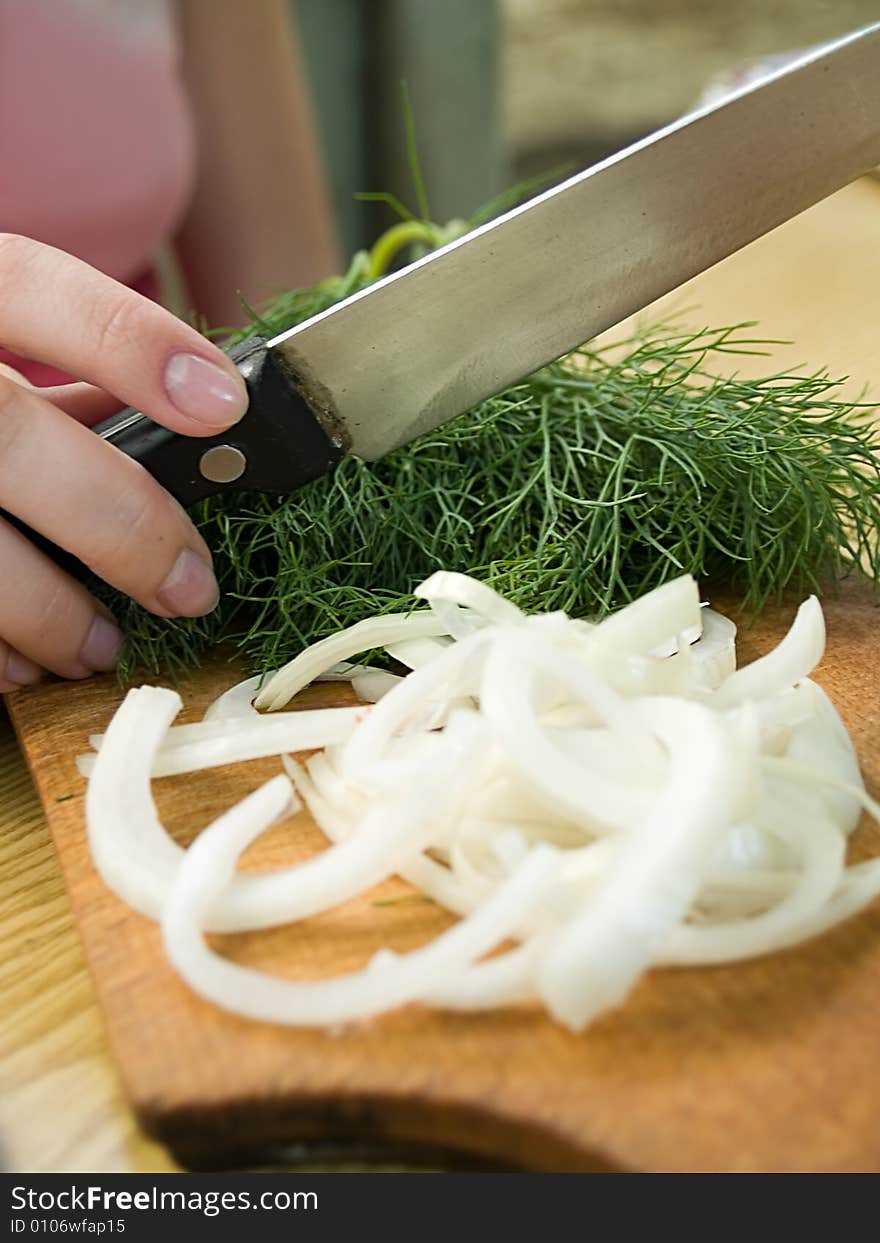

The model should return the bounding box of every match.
[93,335,343,506]
[0,335,344,579]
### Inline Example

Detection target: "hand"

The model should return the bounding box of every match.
[0,234,249,691]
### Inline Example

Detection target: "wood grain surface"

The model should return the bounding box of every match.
[0,708,177,1174]
[6,581,880,1173]
[3,177,880,1173]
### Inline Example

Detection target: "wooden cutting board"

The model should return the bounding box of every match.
[7,180,880,1173]
[6,582,880,1173]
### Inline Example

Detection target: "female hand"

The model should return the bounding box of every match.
[0,234,249,691]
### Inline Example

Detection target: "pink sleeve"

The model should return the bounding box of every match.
[0,0,196,385]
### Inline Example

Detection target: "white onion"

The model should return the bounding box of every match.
[661,812,845,964]
[350,669,405,703]
[84,706,369,778]
[163,813,561,1027]
[315,660,380,682]
[416,569,525,640]
[85,686,185,918]
[689,608,737,690]
[480,633,662,832]
[536,697,754,1029]
[781,681,863,832]
[202,673,267,721]
[425,940,545,1010]
[712,596,824,707]
[85,687,463,933]
[586,575,702,662]
[82,570,880,1034]
[385,637,453,669]
[338,629,491,788]
[255,612,450,711]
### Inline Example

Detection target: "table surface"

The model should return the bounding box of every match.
[2,177,879,1175]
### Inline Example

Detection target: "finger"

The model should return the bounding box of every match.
[0,519,121,679]
[37,382,123,426]
[0,233,248,435]
[0,369,117,426]
[0,638,43,693]
[0,361,32,387]
[0,376,219,619]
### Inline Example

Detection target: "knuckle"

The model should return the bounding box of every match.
[0,373,20,415]
[0,481,94,676]
[90,291,140,356]
[81,467,179,578]
[0,234,42,326]
[0,232,37,285]
[20,577,83,669]
[28,576,70,639]
[0,374,28,460]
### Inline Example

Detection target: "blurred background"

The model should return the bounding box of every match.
[296,0,879,253]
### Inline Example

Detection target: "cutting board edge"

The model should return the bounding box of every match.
[143,1086,623,1174]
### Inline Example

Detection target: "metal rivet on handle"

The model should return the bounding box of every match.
[199,445,247,484]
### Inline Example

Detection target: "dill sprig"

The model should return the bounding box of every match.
[99,215,880,680]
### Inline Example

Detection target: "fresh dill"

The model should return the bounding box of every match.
[371,894,437,909]
[97,213,880,681]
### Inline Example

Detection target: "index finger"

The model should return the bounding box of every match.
[0,234,249,436]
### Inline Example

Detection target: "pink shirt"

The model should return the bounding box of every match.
[0,0,196,383]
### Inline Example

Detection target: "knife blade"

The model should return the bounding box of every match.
[96,20,880,507]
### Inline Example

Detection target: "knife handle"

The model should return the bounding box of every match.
[0,336,344,580]
[93,335,343,507]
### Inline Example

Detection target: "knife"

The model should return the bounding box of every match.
[70,22,880,510]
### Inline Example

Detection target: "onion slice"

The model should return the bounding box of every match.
[81,570,880,1035]
[712,596,824,708]
[203,674,267,722]
[255,613,450,711]
[536,698,753,1029]
[85,706,368,778]
[163,796,562,1027]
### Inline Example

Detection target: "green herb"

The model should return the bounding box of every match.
[371,894,437,909]
[97,210,880,681]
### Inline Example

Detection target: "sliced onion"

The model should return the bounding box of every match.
[316,660,383,682]
[385,637,453,669]
[82,571,880,1035]
[784,859,880,943]
[780,681,863,833]
[351,670,405,703]
[425,939,546,1010]
[689,608,737,690]
[587,575,701,662]
[536,698,753,1029]
[163,805,561,1027]
[203,674,268,722]
[255,612,450,711]
[85,686,186,917]
[661,812,845,964]
[338,630,491,787]
[86,706,369,778]
[712,596,824,708]
[480,633,662,832]
[415,569,525,640]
